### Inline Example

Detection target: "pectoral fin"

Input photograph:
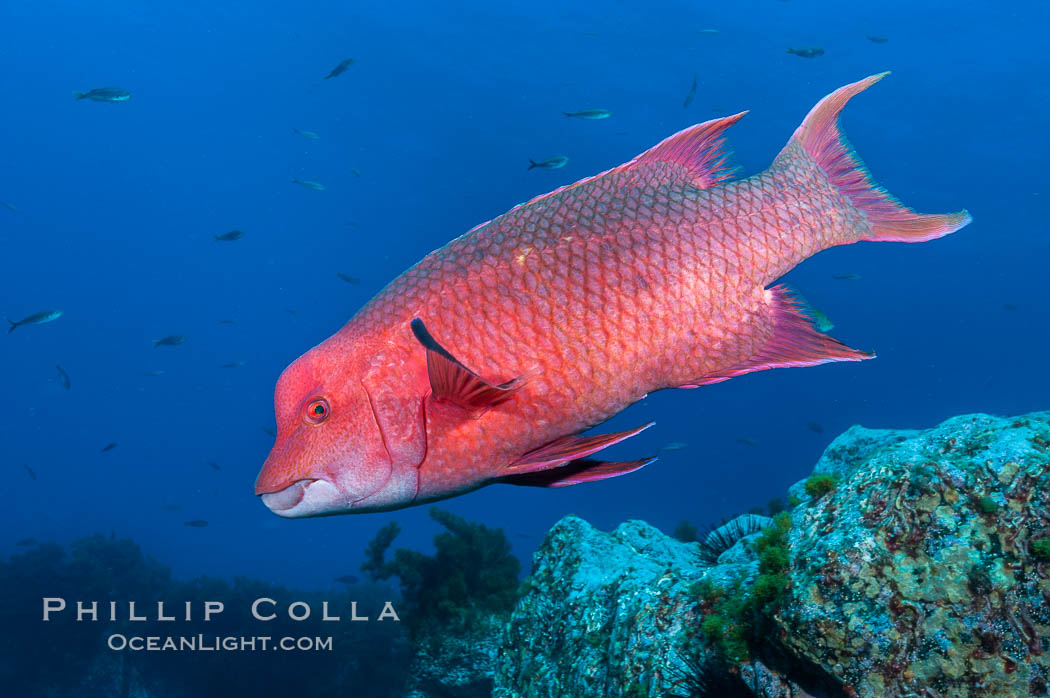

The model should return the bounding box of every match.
[411,318,520,410]
[500,457,656,488]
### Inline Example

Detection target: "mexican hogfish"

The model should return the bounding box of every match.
[255,73,970,517]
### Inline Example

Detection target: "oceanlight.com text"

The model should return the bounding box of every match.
[107,634,334,652]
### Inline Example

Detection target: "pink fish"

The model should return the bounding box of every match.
[255,73,969,517]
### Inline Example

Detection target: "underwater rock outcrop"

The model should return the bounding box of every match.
[780,412,1050,697]
[493,411,1050,697]
[497,516,711,697]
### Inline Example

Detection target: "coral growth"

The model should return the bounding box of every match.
[362,507,520,640]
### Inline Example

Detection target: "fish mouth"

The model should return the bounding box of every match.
[258,478,350,518]
[259,479,313,512]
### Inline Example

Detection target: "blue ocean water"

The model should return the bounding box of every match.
[2,0,1047,602]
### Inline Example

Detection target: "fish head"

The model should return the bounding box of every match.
[255,340,425,517]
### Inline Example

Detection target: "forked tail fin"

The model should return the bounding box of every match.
[777,72,971,242]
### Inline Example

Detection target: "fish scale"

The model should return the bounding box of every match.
[255,73,970,516]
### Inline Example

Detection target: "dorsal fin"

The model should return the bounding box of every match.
[511,112,747,212]
[410,318,520,410]
[630,111,747,188]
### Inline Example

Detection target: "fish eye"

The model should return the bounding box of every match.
[303,397,330,425]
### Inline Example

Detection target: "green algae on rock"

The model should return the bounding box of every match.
[803,473,839,499]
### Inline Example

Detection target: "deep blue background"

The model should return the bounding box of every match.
[2,0,1046,590]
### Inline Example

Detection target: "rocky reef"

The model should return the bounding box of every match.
[15,411,1045,697]
[489,411,1050,697]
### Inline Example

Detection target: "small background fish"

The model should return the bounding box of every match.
[74,87,131,102]
[153,335,187,347]
[683,72,698,108]
[562,109,611,119]
[324,58,355,79]
[7,309,62,333]
[56,364,71,390]
[292,178,326,190]
[213,230,245,241]
[528,155,569,170]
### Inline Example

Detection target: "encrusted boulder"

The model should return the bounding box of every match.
[780,412,1050,697]
[493,411,1050,697]
[494,515,711,697]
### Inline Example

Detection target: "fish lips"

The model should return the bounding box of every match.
[259,479,310,511]
[254,449,346,517]
[256,471,412,517]
[258,478,347,518]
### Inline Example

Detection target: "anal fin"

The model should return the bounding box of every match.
[680,285,873,387]
[500,457,656,488]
